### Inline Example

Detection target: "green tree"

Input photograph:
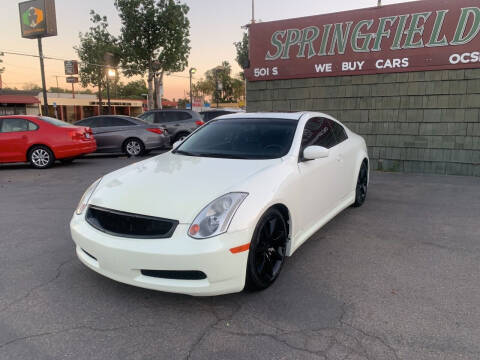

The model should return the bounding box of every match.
[234,32,250,78]
[49,87,66,93]
[193,61,244,104]
[75,11,120,115]
[115,0,191,110]
[118,79,148,99]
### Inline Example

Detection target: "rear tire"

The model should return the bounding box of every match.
[123,138,145,157]
[28,146,55,169]
[353,161,368,207]
[245,208,288,291]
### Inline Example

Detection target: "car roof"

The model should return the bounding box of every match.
[215,112,330,121]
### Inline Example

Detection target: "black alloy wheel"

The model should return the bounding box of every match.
[246,208,288,291]
[353,162,368,207]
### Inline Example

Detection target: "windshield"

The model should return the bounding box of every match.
[174,118,297,159]
[40,116,74,127]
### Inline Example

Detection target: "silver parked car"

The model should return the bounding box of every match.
[138,109,204,144]
[74,115,170,156]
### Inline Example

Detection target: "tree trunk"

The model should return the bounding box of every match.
[98,83,103,115]
[155,72,164,110]
[147,69,155,110]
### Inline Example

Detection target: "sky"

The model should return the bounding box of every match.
[0,0,416,100]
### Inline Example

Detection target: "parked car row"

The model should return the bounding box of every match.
[0,116,96,169]
[0,108,247,169]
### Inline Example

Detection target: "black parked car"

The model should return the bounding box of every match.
[138,109,204,144]
[74,115,170,156]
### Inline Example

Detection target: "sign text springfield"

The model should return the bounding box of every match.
[246,0,480,81]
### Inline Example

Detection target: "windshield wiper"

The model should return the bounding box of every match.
[173,150,198,156]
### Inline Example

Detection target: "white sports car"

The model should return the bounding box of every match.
[71,112,369,296]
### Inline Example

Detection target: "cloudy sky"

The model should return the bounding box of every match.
[1,0,416,100]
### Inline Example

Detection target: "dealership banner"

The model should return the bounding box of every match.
[246,0,480,81]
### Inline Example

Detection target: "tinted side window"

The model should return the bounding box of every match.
[0,118,37,133]
[108,118,135,126]
[76,119,92,127]
[158,112,179,122]
[140,112,155,123]
[28,121,38,131]
[83,118,104,128]
[301,118,336,150]
[177,112,192,120]
[330,120,348,144]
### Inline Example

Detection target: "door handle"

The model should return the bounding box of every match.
[335,155,343,162]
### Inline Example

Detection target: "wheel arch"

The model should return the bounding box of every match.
[26,143,55,159]
[266,203,293,256]
[122,137,144,151]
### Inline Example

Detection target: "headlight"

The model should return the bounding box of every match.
[189,192,248,239]
[75,178,102,215]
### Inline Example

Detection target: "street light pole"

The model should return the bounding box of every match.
[378,0,381,6]
[189,67,196,110]
[37,38,49,116]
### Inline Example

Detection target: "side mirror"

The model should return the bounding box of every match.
[172,140,182,150]
[303,146,329,161]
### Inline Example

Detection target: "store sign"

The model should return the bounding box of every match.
[246,0,480,81]
[66,76,79,84]
[64,60,79,75]
[19,0,57,39]
[192,96,203,112]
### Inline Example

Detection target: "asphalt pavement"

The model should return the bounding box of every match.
[1,153,479,360]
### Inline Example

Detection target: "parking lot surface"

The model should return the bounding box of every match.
[1,154,479,360]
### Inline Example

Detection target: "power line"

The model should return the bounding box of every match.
[0,49,197,79]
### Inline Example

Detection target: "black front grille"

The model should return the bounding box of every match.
[86,205,178,239]
[141,270,207,280]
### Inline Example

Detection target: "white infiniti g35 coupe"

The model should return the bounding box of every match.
[70,112,369,296]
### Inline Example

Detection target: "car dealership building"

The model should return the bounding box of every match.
[246,0,480,176]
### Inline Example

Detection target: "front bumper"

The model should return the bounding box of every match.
[70,214,250,296]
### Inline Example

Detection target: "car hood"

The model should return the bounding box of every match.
[89,152,281,223]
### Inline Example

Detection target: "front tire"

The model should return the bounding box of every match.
[353,161,368,207]
[245,208,288,291]
[28,146,55,169]
[123,138,145,157]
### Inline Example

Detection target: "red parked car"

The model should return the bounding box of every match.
[0,115,96,169]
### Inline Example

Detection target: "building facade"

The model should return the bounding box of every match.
[0,91,41,115]
[245,0,480,177]
[38,93,144,122]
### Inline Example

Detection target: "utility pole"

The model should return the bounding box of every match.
[378,0,381,6]
[37,38,49,116]
[252,0,255,23]
[189,68,196,110]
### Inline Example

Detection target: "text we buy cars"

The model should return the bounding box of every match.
[247,1,480,80]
